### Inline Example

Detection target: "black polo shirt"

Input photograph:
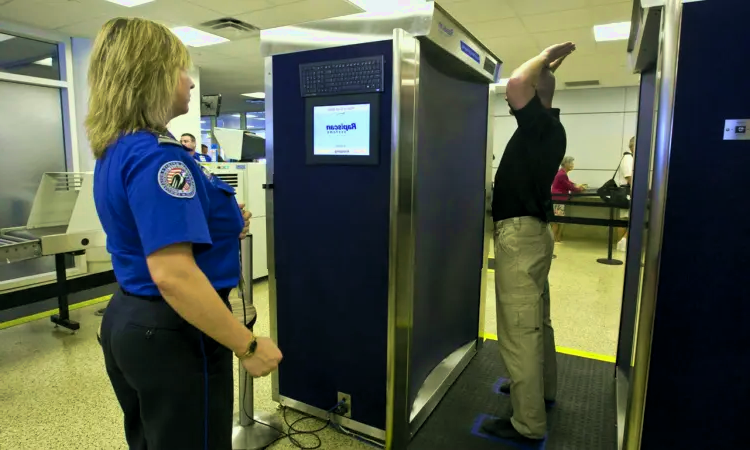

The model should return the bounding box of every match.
[492,95,567,223]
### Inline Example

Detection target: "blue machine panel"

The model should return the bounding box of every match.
[272,41,393,430]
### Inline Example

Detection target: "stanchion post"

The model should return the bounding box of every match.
[232,235,284,450]
[597,207,624,266]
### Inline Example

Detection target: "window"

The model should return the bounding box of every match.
[216,113,242,130]
[0,23,83,291]
[0,32,61,81]
[246,111,266,132]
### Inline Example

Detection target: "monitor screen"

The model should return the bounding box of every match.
[313,104,371,157]
[304,93,380,166]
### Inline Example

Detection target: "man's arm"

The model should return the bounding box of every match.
[505,42,576,111]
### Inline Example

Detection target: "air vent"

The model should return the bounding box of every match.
[199,18,259,39]
[565,80,601,88]
[216,173,239,188]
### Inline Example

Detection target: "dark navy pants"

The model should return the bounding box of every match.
[100,289,234,450]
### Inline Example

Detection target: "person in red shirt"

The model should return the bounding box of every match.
[551,156,586,242]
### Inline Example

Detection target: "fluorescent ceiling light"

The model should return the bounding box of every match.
[232,113,240,118]
[246,114,258,118]
[0,33,14,43]
[170,26,228,48]
[105,0,156,6]
[593,22,631,42]
[241,92,265,99]
[34,58,53,67]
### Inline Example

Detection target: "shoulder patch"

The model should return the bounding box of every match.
[157,135,183,148]
[158,161,196,198]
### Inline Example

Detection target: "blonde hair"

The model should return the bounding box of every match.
[85,18,191,158]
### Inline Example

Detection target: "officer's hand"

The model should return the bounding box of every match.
[238,203,252,239]
[241,337,283,378]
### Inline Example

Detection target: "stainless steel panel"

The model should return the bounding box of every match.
[409,340,476,436]
[259,2,500,83]
[630,7,662,73]
[477,84,497,349]
[385,29,420,450]
[424,4,500,83]
[0,239,41,264]
[263,56,281,402]
[623,1,683,448]
[723,119,749,140]
[279,396,386,441]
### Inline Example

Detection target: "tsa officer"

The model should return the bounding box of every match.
[87,18,282,450]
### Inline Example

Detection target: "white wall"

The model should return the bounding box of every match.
[492,87,639,188]
[70,38,202,170]
[167,67,201,144]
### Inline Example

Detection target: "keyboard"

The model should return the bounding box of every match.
[299,56,385,97]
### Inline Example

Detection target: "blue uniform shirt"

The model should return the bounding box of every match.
[94,131,244,296]
[194,153,213,163]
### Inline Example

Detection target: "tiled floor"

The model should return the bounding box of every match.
[0,240,625,449]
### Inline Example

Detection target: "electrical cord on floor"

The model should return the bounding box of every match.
[237,250,383,449]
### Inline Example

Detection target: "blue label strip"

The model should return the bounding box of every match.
[460,41,481,64]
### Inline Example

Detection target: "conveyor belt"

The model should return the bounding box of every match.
[0,232,42,264]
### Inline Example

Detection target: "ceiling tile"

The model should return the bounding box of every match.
[590,2,631,24]
[126,0,226,27]
[509,0,587,16]
[532,27,597,56]
[184,0,300,17]
[521,9,594,33]
[441,0,515,25]
[585,0,630,6]
[484,33,540,62]
[466,17,527,40]
[234,0,360,30]
[0,0,121,30]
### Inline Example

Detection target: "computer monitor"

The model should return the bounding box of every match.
[304,93,380,166]
[201,94,222,117]
[241,132,265,161]
[214,127,265,161]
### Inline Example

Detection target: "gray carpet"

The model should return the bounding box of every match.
[410,339,617,450]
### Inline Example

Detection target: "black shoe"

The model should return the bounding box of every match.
[94,307,107,317]
[481,418,544,444]
[499,381,556,408]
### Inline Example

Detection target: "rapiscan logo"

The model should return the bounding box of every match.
[326,123,357,134]
[438,22,454,36]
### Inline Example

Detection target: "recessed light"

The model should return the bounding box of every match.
[241,92,265,99]
[170,26,228,47]
[34,58,53,66]
[105,0,156,7]
[594,22,631,42]
[0,33,14,42]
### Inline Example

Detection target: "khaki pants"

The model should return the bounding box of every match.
[493,216,558,439]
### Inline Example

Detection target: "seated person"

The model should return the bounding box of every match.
[194,144,213,162]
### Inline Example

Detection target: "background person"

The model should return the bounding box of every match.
[87,18,281,450]
[484,41,576,444]
[615,137,635,251]
[195,143,213,162]
[180,132,197,157]
[551,156,587,242]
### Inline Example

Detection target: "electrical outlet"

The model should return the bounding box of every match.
[337,392,352,418]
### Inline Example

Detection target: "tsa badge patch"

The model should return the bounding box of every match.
[158,161,196,198]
